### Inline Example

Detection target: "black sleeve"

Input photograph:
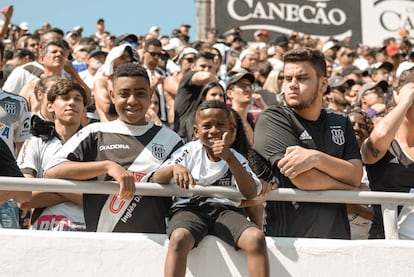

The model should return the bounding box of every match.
[343,117,362,161]
[0,139,24,177]
[253,107,300,168]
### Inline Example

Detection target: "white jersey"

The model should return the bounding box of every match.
[2,61,44,95]
[0,90,31,155]
[17,132,86,231]
[160,140,262,207]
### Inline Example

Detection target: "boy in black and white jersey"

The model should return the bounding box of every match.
[45,63,183,233]
[153,100,269,277]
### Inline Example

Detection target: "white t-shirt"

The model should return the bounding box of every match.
[17,134,86,231]
[160,140,262,207]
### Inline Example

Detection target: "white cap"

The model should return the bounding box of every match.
[163,37,183,51]
[174,47,198,64]
[149,26,160,33]
[322,41,336,53]
[396,61,414,78]
[19,22,29,31]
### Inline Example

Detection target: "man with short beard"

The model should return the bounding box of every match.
[253,48,363,239]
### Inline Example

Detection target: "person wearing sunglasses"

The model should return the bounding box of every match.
[164,47,198,124]
[143,37,168,125]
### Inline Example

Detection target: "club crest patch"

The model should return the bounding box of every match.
[151,143,166,160]
[331,128,345,145]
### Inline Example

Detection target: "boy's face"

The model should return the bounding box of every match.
[193,108,233,149]
[47,89,85,125]
[111,76,151,125]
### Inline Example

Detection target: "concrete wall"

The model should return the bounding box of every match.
[1,229,413,277]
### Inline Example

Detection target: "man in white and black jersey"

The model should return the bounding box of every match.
[45,63,183,233]
[254,48,362,239]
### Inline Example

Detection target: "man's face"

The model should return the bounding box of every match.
[144,45,162,70]
[349,112,370,146]
[192,57,215,74]
[26,38,39,58]
[283,61,326,110]
[41,45,64,69]
[241,53,258,71]
[180,53,196,73]
[227,78,253,106]
[111,76,151,125]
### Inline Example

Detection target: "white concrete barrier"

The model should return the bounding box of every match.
[1,229,413,277]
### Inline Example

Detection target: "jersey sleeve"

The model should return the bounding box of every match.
[14,97,31,142]
[343,117,362,161]
[253,107,299,178]
[16,136,42,177]
[44,125,95,171]
[231,149,262,196]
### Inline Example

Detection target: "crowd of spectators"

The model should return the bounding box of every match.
[1,3,414,244]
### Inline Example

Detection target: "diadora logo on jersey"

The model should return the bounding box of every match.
[331,128,345,145]
[151,143,166,160]
[389,157,399,164]
[99,144,130,151]
[4,101,16,115]
[299,130,312,140]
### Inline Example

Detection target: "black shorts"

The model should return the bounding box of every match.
[167,203,258,249]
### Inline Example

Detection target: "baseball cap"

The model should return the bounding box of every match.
[341,65,362,77]
[173,47,198,64]
[328,76,355,87]
[163,37,183,52]
[19,22,29,31]
[396,61,414,78]
[328,76,355,91]
[371,61,394,72]
[322,40,339,53]
[357,80,388,102]
[88,49,108,60]
[114,33,138,47]
[254,30,269,37]
[239,49,256,62]
[273,34,289,46]
[386,44,401,57]
[226,72,255,89]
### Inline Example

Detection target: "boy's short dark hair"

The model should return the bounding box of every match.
[144,37,162,51]
[47,79,87,106]
[195,51,215,63]
[112,63,150,87]
[283,47,327,78]
[195,100,231,119]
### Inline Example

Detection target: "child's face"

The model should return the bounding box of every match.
[193,108,233,148]
[111,76,151,125]
[204,87,225,102]
[47,89,85,125]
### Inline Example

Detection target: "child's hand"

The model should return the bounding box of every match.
[106,162,136,200]
[212,132,232,160]
[173,164,195,190]
[258,179,278,197]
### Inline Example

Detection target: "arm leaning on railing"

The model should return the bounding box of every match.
[1,176,414,239]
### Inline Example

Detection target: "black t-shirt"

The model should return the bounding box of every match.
[0,138,23,177]
[366,139,414,238]
[253,106,360,239]
[173,71,204,142]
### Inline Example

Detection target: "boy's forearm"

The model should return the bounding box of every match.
[225,154,257,199]
[152,166,174,184]
[45,160,113,180]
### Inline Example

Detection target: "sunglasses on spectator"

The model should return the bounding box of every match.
[148,51,162,57]
[183,57,195,63]
[235,82,253,90]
